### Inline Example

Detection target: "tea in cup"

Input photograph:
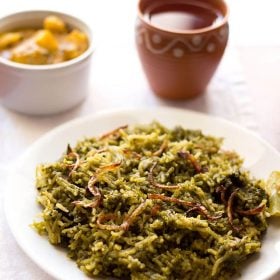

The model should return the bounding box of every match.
[136,0,229,99]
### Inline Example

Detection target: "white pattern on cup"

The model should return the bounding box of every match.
[152,34,162,44]
[192,35,202,46]
[173,48,184,58]
[207,43,216,53]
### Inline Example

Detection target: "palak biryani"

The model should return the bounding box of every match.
[33,122,280,280]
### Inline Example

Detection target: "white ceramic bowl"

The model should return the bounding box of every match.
[0,10,94,115]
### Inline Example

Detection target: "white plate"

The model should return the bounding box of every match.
[4,107,280,280]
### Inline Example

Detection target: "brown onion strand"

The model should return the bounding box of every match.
[215,186,227,205]
[153,140,168,156]
[178,151,202,173]
[87,176,102,207]
[97,213,121,231]
[65,144,80,176]
[99,161,122,172]
[72,200,100,208]
[100,125,128,140]
[236,204,265,216]
[123,149,142,159]
[227,189,241,232]
[148,163,179,190]
[148,193,220,220]
[96,202,148,231]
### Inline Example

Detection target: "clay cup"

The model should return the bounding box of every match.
[135,0,229,99]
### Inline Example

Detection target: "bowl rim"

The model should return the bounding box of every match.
[0,9,94,71]
[137,0,229,35]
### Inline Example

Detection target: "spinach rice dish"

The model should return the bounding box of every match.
[33,122,280,280]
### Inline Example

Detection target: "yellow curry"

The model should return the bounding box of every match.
[0,15,89,65]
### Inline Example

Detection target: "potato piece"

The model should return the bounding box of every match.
[64,48,79,60]
[44,15,66,33]
[60,41,79,60]
[35,30,58,51]
[11,40,49,65]
[0,32,22,49]
[12,51,49,65]
[66,29,88,52]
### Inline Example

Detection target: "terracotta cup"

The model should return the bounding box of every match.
[135,0,229,99]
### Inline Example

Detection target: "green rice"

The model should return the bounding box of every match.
[33,122,269,279]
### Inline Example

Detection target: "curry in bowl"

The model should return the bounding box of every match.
[0,15,89,65]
